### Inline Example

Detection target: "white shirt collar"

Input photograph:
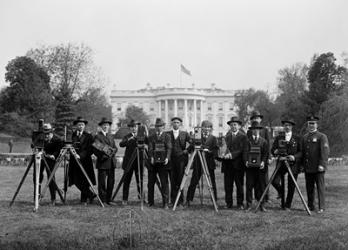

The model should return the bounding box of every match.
[285,131,292,141]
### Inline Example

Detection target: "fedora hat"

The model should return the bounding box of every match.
[171,117,183,123]
[98,117,112,126]
[250,111,263,120]
[248,121,263,130]
[127,119,140,127]
[227,116,242,125]
[306,115,319,122]
[154,118,165,127]
[201,120,213,128]
[73,116,88,125]
[281,118,296,126]
[42,123,54,134]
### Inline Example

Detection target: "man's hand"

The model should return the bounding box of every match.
[274,149,279,155]
[150,157,154,165]
[260,161,265,169]
[225,153,232,159]
[287,155,295,161]
[318,165,325,172]
[164,158,169,165]
[75,154,80,160]
[203,148,210,153]
[183,149,188,154]
[46,154,55,160]
[245,161,249,167]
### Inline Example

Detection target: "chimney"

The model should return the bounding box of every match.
[211,83,216,89]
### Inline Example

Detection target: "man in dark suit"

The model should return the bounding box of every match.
[147,118,172,208]
[168,117,193,205]
[69,117,96,205]
[36,123,63,205]
[247,111,271,201]
[119,120,142,205]
[186,120,219,205]
[271,118,302,210]
[302,115,329,213]
[93,117,118,205]
[245,122,269,212]
[222,117,248,209]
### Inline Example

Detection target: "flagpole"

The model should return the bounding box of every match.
[180,65,182,88]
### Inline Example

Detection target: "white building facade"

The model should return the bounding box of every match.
[110,84,240,137]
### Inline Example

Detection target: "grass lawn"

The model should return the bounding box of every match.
[0,163,347,250]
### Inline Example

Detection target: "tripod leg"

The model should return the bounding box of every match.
[173,150,197,211]
[33,153,42,212]
[42,158,64,203]
[70,149,104,208]
[111,149,137,201]
[137,148,144,210]
[199,151,218,212]
[284,161,311,216]
[9,155,34,207]
[199,175,204,205]
[255,160,282,212]
[40,149,66,200]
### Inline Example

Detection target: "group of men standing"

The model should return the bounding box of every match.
[36,111,329,214]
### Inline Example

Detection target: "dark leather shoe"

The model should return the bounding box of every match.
[106,201,117,206]
[88,194,97,204]
[226,203,232,209]
[148,203,154,207]
[237,205,244,210]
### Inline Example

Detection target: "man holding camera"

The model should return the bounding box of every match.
[245,122,269,212]
[119,120,143,205]
[302,115,329,213]
[93,117,118,206]
[186,120,219,205]
[222,117,248,209]
[168,117,193,206]
[39,123,63,206]
[69,117,96,205]
[271,118,302,210]
[148,118,172,208]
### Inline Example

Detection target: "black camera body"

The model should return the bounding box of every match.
[277,131,288,156]
[32,119,45,149]
[248,145,262,168]
[136,124,146,145]
[154,142,166,164]
[192,127,202,146]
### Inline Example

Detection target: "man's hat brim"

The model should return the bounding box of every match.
[171,117,183,122]
[73,118,88,125]
[281,120,296,126]
[227,120,242,125]
[250,114,263,120]
[248,126,263,130]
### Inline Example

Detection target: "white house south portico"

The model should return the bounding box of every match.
[110,83,239,136]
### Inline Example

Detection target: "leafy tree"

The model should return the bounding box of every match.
[235,88,257,123]
[305,52,347,114]
[118,105,150,127]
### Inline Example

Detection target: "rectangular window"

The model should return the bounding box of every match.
[150,103,155,112]
[229,102,234,111]
[207,103,212,111]
[218,103,223,111]
[117,103,121,111]
[218,117,223,127]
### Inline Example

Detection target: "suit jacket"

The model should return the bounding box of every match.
[43,135,63,168]
[196,134,219,170]
[93,131,118,170]
[119,132,138,170]
[247,127,270,163]
[69,130,96,185]
[247,136,269,169]
[271,133,302,174]
[167,130,194,157]
[302,131,329,173]
[222,130,248,171]
[148,132,172,170]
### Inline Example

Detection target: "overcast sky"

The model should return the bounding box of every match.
[0,0,347,93]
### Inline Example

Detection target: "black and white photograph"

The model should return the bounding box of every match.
[0,0,347,249]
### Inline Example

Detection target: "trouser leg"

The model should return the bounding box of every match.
[98,170,107,202]
[234,168,244,206]
[106,168,115,202]
[316,172,325,210]
[305,173,315,210]
[223,163,233,206]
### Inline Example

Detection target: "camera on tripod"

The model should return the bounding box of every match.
[32,119,45,149]
[276,131,288,157]
[136,124,146,145]
[192,126,202,147]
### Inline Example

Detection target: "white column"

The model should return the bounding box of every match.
[193,99,197,127]
[158,100,161,117]
[200,100,204,124]
[165,99,168,125]
[174,99,177,117]
[184,99,188,128]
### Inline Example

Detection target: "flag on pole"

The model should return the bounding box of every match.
[180,64,191,76]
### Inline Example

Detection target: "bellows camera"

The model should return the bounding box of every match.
[136,124,146,145]
[192,127,202,146]
[248,146,261,167]
[154,142,166,164]
[32,119,45,149]
[277,131,288,156]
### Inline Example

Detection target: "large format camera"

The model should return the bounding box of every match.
[248,146,262,168]
[192,126,202,146]
[31,119,45,149]
[136,124,147,145]
[276,131,288,156]
[154,141,166,164]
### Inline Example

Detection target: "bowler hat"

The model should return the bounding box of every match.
[171,117,183,123]
[201,120,213,128]
[154,118,165,127]
[43,123,54,134]
[98,117,112,126]
[306,115,319,122]
[248,121,263,130]
[250,111,263,120]
[127,120,140,127]
[227,116,242,125]
[281,118,296,126]
[73,116,88,125]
